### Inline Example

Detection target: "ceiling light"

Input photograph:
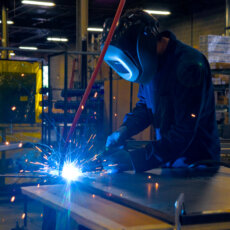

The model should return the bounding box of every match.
[87,27,103,32]
[21,1,55,7]
[19,46,38,50]
[144,10,171,15]
[47,37,68,42]
[0,20,14,25]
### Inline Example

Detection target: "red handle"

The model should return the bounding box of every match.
[64,0,126,147]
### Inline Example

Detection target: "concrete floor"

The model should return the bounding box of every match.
[0,196,43,230]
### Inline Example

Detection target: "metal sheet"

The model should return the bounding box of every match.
[74,167,230,225]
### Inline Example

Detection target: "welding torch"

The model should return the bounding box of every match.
[59,0,126,173]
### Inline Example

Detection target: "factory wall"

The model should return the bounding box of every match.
[160,3,225,49]
[50,55,72,105]
[50,54,108,105]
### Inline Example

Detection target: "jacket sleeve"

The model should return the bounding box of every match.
[121,84,153,138]
[146,61,208,164]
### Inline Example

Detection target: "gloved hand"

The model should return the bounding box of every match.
[102,148,134,173]
[129,144,162,173]
[106,126,128,149]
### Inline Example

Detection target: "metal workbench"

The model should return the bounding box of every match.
[22,166,230,230]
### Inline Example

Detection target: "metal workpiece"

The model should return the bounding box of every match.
[175,193,185,230]
[74,166,230,226]
[22,184,173,230]
[21,166,230,230]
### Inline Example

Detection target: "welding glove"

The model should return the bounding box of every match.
[106,126,128,150]
[102,148,134,173]
[129,144,162,173]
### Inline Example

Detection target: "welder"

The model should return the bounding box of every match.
[101,9,220,172]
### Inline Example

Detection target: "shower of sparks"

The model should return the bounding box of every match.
[93,92,98,98]
[35,146,42,152]
[11,106,16,111]
[10,196,15,203]
[0,87,120,197]
[87,134,93,144]
[62,161,82,182]
[6,120,119,188]
[155,182,159,190]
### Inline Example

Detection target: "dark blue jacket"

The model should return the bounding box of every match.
[122,31,220,168]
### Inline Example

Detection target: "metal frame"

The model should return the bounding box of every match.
[0,46,115,145]
[175,193,185,230]
[0,46,100,55]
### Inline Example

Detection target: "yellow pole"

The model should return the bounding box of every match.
[80,0,88,42]
[226,0,230,36]
[1,3,8,59]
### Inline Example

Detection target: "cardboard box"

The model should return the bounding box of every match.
[199,35,230,63]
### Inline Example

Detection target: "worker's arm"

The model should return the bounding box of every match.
[106,85,153,149]
[121,84,154,137]
[130,61,209,171]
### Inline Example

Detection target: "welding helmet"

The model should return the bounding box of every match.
[101,9,160,84]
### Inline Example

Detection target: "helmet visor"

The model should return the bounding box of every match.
[103,45,140,82]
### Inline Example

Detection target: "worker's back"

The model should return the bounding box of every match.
[135,30,220,166]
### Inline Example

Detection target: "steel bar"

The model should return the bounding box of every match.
[42,61,45,144]
[0,143,23,151]
[0,174,54,178]
[130,82,133,112]
[48,56,52,145]
[63,52,68,141]
[24,196,28,228]
[109,68,113,133]
[0,46,100,55]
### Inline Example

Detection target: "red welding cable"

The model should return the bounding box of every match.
[64,0,126,147]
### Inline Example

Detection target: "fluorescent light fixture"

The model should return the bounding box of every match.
[19,46,38,50]
[87,27,103,32]
[0,20,14,24]
[47,37,68,42]
[21,0,55,6]
[144,9,171,15]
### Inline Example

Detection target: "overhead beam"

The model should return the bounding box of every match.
[9,25,72,34]
[0,46,99,55]
[18,32,49,46]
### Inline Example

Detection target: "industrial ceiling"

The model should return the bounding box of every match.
[0,0,225,51]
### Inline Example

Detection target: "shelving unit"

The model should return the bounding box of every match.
[211,63,230,138]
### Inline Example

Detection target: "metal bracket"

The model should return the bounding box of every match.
[175,193,185,230]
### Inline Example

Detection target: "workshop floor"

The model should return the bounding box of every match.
[0,196,43,230]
